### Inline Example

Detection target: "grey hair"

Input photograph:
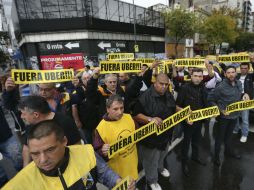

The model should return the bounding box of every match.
[106,94,124,108]
[104,74,117,82]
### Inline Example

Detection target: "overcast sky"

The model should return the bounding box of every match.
[120,0,254,8]
[120,0,169,7]
[2,0,254,17]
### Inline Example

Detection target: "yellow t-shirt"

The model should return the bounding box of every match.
[2,145,96,190]
[96,114,138,180]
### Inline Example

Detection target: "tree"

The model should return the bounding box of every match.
[211,5,242,21]
[0,31,10,66]
[231,32,254,52]
[163,8,200,57]
[202,14,238,54]
[0,50,9,66]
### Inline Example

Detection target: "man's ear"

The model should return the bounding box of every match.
[63,136,68,146]
[33,112,40,118]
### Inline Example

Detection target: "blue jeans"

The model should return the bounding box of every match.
[235,110,249,137]
[0,135,22,186]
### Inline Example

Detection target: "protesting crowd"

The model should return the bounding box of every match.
[0,53,254,190]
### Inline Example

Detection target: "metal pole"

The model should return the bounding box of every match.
[244,1,248,32]
[133,0,137,56]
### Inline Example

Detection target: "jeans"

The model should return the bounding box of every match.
[0,135,22,187]
[140,144,169,184]
[214,117,237,159]
[234,110,249,137]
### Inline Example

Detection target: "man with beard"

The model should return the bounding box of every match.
[213,66,249,166]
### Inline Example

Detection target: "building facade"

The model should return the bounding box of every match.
[12,0,165,70]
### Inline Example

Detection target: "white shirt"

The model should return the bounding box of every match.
[239,75,246,93]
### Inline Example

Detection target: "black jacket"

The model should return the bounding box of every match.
[133,85,176,150]
[0,106,12,142]
[176,82,207,111]
[237,73,254,99]
[2,88,26,132]
[87,75,143,118]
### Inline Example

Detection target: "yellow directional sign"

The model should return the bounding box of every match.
[134,45,139,53]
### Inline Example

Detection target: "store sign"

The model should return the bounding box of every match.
[97,41,127,52]
[40,53,84,70]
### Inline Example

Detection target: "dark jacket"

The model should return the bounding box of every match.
[86,78,125,119]
[87,76,143,118]
[176,82,207,111]
[236,73,254,99]
[120,75,143,113]
[213,78,242,119]
[0,106,12,142]
[2,88,26,132]
[133,85,176,150]
[71,85,101,131]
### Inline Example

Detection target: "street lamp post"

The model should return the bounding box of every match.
[133,0,137,57]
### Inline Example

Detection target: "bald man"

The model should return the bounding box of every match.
[133,74,176,190]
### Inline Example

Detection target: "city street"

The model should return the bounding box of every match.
[136,113,254,190]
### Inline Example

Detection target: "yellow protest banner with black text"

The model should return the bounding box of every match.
[175,59,205,68]
[11,69,74,84]
[100,61,142,74]
[162,60,174,74]
[156,106,191,135]
[161,60,174,65]
[107,53,134,61]
[157,62,166,73]
[218,54,250,63]
[108,121,156,158]
[108,106,191,158]
[136,58,155,65]
[226,100,254,114]
[188,106,220,122]
[112,176,130,190]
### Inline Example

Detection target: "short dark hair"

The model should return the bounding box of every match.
[225,65,236,72]
[18,95,51,114]
[27,120,65,143]
[191,68,203,74]
[106,94,124,108]
[240,62,250,68]
[85,65,91,70]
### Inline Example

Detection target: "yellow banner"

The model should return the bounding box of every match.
[136,58,155,64]
[108,106,191,158]
[156,106,191,135]
[226,100,254,114]
[188,106,220,122]
[108,121,156,158]
[100,61,142,74]
[112,176,130,190]
[161,60,174,65]
[157,63,166,73]
[107,53,134,61]
[206,55,217,61]
[218,54,250,63]
[175,59,205,68]
[11,69,74,84]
